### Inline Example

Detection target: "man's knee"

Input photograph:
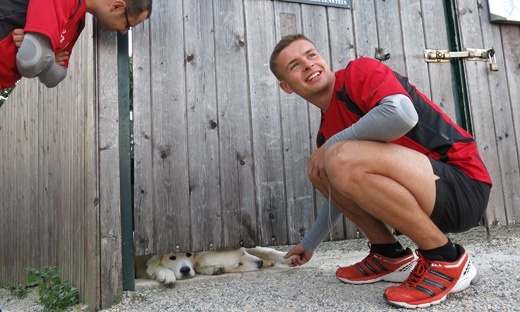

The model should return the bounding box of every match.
[325,141,356,172]
[16,33,54,78]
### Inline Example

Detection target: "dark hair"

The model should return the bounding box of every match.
[124,0,153,19]
[269,34,314,80]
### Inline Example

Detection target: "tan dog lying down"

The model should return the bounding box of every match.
[142,247,294,287]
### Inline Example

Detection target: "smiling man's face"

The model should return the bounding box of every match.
[276,39,334,105]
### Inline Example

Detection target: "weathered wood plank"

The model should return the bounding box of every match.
[0,87,10,283]
[500,25,520,225]
[12,78,33,279]
[399,1,431,95]
[97,31,123,308]
[352,0,378,58]
[375,0,406,74]
[245,0,288,247]
[214,0,257,249]
[149,0,190,254]
[132,9,154,256]
[327,7,356,72]
[13,80,26,282]
[78,18,100,308]
[0,92,6,283]
[184,0,221,251]
[273,2,317,245]
[36,84,49,274]
[456,0,506,225]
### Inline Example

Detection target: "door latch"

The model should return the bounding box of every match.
[424,48,498,71]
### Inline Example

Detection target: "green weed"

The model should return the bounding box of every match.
[5,283,28,299]
[26,266,79,312]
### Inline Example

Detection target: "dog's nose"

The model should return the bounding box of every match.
[180,266,191,275]
[257,260,263,269]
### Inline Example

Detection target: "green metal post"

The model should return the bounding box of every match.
[443,0,473,133]
[117,32,135,291]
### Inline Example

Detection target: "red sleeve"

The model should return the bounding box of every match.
[24,0,76,50]
[345,58,410,112]
[24,0,85,68]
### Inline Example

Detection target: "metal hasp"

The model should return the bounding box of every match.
[424,48,498,71]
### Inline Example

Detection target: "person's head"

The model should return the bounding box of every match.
[270,34,334,108]
[87,0,153,35]
[269,34,313,81]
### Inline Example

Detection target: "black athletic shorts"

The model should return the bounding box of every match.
[428,158,491,233]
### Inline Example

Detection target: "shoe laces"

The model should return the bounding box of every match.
[402,255,430,287]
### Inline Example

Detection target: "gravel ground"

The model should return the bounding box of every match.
[2,225,520,312]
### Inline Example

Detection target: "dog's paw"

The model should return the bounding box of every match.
[213,266,225,275]
[155,268,177,287]
[278,254,298,265]
[163,280,176,288]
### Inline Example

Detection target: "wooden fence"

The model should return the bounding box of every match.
[0,17,123,310]
[0,0,518,310]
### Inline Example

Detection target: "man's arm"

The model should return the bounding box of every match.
[301,200,343,253]
[325,94,419,148]
[16,32,67,88]
[13,29,70,66]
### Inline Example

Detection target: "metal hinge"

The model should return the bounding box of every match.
[424,48,498,71]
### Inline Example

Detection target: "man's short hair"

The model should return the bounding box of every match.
[269,33,314,81]
[125,0,153,18]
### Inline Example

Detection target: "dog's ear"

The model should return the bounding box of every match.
[239,247,247,255]
[145,255,162,277]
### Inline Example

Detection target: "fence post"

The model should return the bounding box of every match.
[117,31,135,291]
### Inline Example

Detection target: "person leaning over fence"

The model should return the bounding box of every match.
[269,34,492,309]
[0,0,153,91]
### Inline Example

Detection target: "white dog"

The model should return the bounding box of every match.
[143,252,197,287]
[141,247,294,287]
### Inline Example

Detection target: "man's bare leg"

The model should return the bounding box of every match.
[320,140,447,250]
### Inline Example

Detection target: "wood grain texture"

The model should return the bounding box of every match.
[0,16,100,310]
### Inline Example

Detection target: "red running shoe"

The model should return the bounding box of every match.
[336,247,417,284]
[384,244,478,308]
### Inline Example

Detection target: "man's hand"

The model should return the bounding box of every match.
[308,145,328,181]
[54,51,70,66]
[12,29,24,48]
[13,29,69,66]
[284,243,313,267]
